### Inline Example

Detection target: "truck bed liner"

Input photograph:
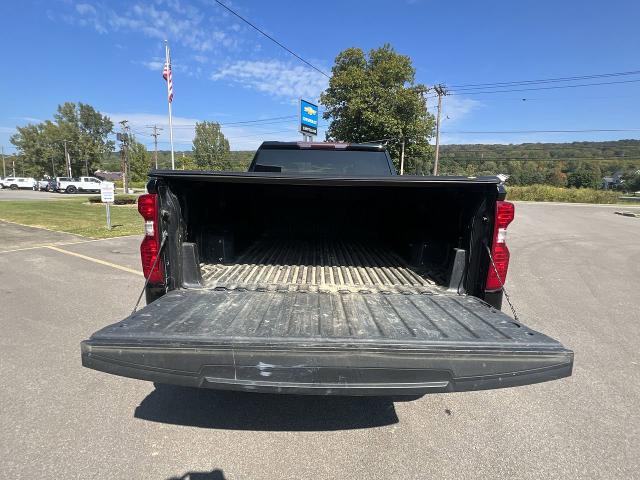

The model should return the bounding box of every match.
[200,238,438,294]
[82,289,573,395]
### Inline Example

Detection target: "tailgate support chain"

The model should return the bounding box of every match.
[132,233,167,315]
[485,244,519,321]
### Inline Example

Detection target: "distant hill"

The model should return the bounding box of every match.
[436,139,640,186]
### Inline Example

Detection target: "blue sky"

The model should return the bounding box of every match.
[1,0,639,152]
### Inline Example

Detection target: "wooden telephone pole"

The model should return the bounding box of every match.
[118,120,130,193]
[148,125,163,170]
[433,84,447,176]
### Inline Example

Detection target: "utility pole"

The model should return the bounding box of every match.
[433,84,447,176]
[118,120,130,193]
[147,125,163,169]
[62,140,72,177]
[12,156,15,176]
[1,146,5,177]
[400,138,405,175]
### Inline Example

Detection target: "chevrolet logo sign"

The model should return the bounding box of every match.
[303,106,317,116]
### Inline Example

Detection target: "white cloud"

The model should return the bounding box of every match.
[12,116,43,123]
[139,60,165,72]
[75,3,96,16]
[60,1,234,52]
[105,112,326,151]
[438,96,482,125]
[211,60,328,101]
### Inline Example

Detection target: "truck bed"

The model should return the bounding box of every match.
[200,238,438,294]
[82,288,573,395]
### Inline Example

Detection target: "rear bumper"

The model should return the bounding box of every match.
[81,340,573,396]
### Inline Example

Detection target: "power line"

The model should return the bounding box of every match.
[221,115,298,126]
[441,128,640,134]
[447,78,640,95]
[437,156,640,162]
[448,69,640,90]
[439,145,640,152]
[132,115,300,129]
[213,1,330,78]
[170,117,299,129]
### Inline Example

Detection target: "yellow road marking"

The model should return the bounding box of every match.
[0,235,141,254]
[45,245,143,276]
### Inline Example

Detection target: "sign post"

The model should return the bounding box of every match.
[299,99,318,141]
[101,182,115,230]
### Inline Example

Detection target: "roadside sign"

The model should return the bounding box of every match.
[100,182,115,230]
[101,182,115,203]
[299,99,318,136]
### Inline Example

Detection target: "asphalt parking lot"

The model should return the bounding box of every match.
[0,188,96,201]
[1,202,639,480]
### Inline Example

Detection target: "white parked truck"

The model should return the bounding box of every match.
[58,176,103,194]
[1,177,37,189]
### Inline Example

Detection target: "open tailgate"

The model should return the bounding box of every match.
[82,289,572,395]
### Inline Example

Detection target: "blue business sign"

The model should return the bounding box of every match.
[299,99,318,136]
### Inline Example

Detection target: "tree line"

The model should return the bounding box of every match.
[9,107,232,182]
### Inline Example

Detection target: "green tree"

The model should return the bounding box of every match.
[180,152,197,170]
[320,44,435,172]
[192,121,230,170]
[567,163,601,189]
[128,137,151,182]
[545,167,568,187]
[10,102,114,177]
[623,171,640,192]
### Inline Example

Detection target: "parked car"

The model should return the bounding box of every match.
[82,141,573,397]
[45,179,58,192]
[1,177,36,190]
[37,179,51,191]
[53,177,72,192]
[58,176,103,193]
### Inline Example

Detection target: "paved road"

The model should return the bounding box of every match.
[0,188,95,201]
[1,203,639,480]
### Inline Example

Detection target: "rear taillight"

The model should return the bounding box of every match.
[485,201,515,292]
[138,194,164,284]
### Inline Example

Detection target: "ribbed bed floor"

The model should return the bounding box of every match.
[200,238,438,294]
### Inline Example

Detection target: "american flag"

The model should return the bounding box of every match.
[163,55,174,103]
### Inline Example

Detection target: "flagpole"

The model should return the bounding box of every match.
[165,40,175,169]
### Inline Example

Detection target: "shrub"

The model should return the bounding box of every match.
[88,194,138,205]
[505,185,620,204]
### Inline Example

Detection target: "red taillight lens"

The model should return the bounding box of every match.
[138,193,157,220]
[486,201,515,292]
[138,194,164,284]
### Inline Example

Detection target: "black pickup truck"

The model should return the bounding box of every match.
[81,142,573,396]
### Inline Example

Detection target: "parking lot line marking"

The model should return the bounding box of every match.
[0,218,87,238]
[0,240,101,254]
[0,236,142,254]
[45,245,143,276]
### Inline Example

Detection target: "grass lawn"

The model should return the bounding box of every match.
[0,197,142,238]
